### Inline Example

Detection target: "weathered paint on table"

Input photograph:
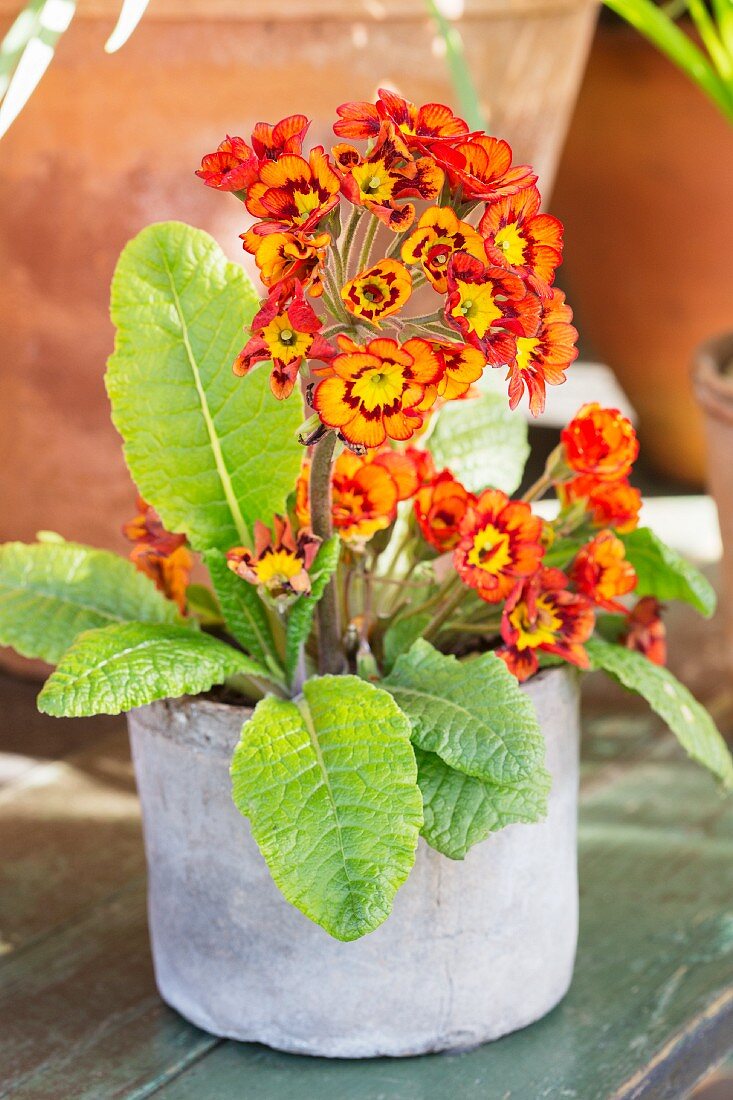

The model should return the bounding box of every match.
[1,588,732,1099]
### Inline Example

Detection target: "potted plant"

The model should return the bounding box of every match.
[0,92,729,1059]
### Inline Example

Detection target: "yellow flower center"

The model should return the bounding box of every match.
[452,280,502,339]
[515,336,540,372]
[351,361,404,411]
[262,314,312,363]
[255,549,303,586]
[293,189,322,222]
[495,223,527,266]
[352,161,394,203]
[509,595,562,651]
[466,523,512,574]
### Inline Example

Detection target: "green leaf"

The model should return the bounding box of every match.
[284,537,340,685]
[0,541,180,664]
[205,549,282,678]
[587,637,733,787]
[38,622,267,718]
[621,527,716,618]
[230,675,422,941]
[383,640,544,784]
[416,748,551,859]
[382,612,432,673]
[106,221,304,554]
[426,392,529,494]
[185,584,223,626]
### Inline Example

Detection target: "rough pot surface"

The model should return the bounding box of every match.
[128,666,580,1058]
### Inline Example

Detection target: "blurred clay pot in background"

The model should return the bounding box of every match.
[693,333,733,672]
[552,21,733,486]
[0,0,597,556]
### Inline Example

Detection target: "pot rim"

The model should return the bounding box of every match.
[692,329,733,425]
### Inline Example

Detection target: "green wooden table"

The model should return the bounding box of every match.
[1,589,732,1099]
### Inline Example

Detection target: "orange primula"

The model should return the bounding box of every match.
[480,186,564,295]
[250,114,310,160]
[414,470,476,553]
[195,135,260,192]
[245,147,341,233]
[333,121,443,231]
[240,228,330,298]
[498,567,595,681]
[570,530,637,612]
[226,515,320,603]
[233,281,335,399]
[623,596,667,666]
[418,341,487,407]
[434,134,536,204]
[401,207,486,293]
[505,288,578,416]
[561,403,639,481]
[558,474,641,533]
[312,335,442,449]
[341,259,412,326]
[123,497,193,613]
[334,89,470,151]
[445,252,541,366]
[453,489,544,603]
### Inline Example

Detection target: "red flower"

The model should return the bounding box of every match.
[240,228,330,298]
[505,288,578,416]
[226,515,320,603]
[246,146,341,233]
[479,185,563,295]
[250,114,310,160]
[414,470,476,552]
[418,341,487,408]
[401,206,486,294]
[233,281,335,399]
[559,475,641,534]
[561,404,639,481]
[195,135,260,192]
[122,497,193,613]
[434,134,536,203]
[445,251,541,366]
[334,89,469,151]
[570,530,637,612]
[454,489,544,603]
[341,259,412,326]
[623,597,667,666]
[498,567,595,681]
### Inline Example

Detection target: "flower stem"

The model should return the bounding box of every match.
[521,470,553,503]
[342,206,364,278]
[357,215,379,272]
[310,431,345,675]
[422,575,467,643]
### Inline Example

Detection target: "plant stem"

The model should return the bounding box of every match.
[310,431,344,674]
[422,576,467,643]
[357,215,380,271]
[342,206,364,278]
[521,469,553,503]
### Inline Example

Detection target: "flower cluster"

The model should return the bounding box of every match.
[197,90,578,450]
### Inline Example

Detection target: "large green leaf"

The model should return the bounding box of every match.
[621,527,716,618]
[106,221,303,553]
[0,541,180,664]
[38,622,266,717]
[587,637,733,787]
[230,675,422,941]
[416,748,551,859]
[205,549,282,679]
[383,640,544,784]
[284,536,340,685]
[382,611,432,673]
[426,392,529,493]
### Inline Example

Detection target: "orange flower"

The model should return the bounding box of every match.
[250,114,310,160]
[445,252,541,366]
[453,489,544,603]
[570,530,637,612]
[418,341,487,408]
[312,335,442,449]
[334,89,469,151]
[233,281,335,399]
[123,497,192,613]
[558,475,641,534]
[479,186,564,295]
[245,147,341,233]
[414,470,476,552]
[341,259,412,326]
[401,207,486,293]
[623,597,667,666]
[498,567,595,681]
[435,135,536,203]
[195,135,260,192]
[226,515,320,603]
[240,228,330,298]
[333,121,443,231]
[505,288,578,416]
[561,403,639,481]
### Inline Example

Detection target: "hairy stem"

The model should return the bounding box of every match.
[342,206,364,278]
[357,215,380,272]
[310,432,344,674]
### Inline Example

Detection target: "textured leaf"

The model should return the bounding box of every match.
[416,748,551,859]
[622,527,716,617]
[106,221,303,553]
[382,612,432,673]
[427,392,529,493]
[205,549,282,679]
[230,675,422,941]
[0,541,180,664]
[587,637,733,787]
[284,537,340,685]
[383,640,544,783]
[38,622,266,717]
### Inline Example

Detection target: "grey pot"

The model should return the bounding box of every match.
[128,666,580,1059]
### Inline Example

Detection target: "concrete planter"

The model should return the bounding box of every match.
[128,666,580,1058]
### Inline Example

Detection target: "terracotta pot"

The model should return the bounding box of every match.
[693,332,733,672]
[0,0,597,555]
[552,22,733,486]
